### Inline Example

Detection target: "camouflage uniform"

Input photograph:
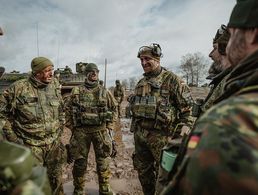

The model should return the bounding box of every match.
[130,65,193,195]
[201,67,232,112]
[113,80,124,118]
[0,71,65,194]
[161,0,258,193]
[66,63,117,195]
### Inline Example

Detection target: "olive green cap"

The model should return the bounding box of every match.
[228,0,258,28]
[85,63,99,72]
[31,57,53,74]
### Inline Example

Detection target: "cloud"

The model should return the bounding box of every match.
[0,0,235,86]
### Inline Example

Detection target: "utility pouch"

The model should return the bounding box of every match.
[145,96,157,119]
[80,112,102,125]
[132,96,157,119]
[192,98,204,117]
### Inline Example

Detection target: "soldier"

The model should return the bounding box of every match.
[64,65,72,74]
[192,25,232,117]
[54,69,62,93]
[113,79,124,118]
[0,57,66,195]
[161,0,258,194]
[0,27,52,195]
[129,43,193,195]
[66,63,117,195]
[99,80,104,86]
[201,26,232,112]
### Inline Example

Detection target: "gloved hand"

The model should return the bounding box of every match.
[180,125,191,136]
[65,144,74,164]
[107,128,117,158]
[110,140,117,158]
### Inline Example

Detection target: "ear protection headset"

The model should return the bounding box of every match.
[137,43,163,58]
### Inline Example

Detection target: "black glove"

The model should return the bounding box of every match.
[65,144,74,164]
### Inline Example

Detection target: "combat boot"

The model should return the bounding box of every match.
[99,184,115,195]
[73,188,84,195]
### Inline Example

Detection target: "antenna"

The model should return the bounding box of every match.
[36,22,39,56]
[57,39,60,68]
[104,58,107,89]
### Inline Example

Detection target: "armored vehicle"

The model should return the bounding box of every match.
[0,62,87,97]
[57,62,88,97]
[0,71,28,94]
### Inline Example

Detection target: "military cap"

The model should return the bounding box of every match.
[31,57,53,74]
[85,63,99,72]
[228,0,258,28]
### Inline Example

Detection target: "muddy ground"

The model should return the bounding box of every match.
[61,87,209,194]
[61,117,143,195]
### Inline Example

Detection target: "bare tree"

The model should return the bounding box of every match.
[180,52,209,86]
[121,79,129,90]
[129,77,137,90]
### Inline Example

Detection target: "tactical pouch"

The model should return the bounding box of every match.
[132,96,145,118]
[132,96,157,119]
[192,98,204,117]
[80,112,102,125]
[145,96,157,119]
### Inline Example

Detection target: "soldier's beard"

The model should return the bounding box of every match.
[85,73,99,88]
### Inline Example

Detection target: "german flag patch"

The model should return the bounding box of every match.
[187,135,200,149]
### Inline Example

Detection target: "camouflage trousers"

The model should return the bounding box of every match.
[27,139,66,195]
[115,97,122,117]
[133,128,168,195]
[70,129,113,195]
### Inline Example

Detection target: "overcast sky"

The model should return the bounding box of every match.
[0,0,235,86]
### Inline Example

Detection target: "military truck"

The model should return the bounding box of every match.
[57,62,88,97]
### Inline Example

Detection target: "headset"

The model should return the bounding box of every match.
[137,43,163,58]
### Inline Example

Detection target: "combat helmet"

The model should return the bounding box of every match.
[84,63,99,73]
